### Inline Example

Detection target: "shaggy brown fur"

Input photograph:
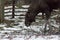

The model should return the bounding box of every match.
[25,0,60,27]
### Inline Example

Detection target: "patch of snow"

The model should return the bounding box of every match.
[12,38,24,40]
[51,15,58,18]
[0,31,13,34]
[4,13,12,15]
[22,5,30,8]
[51,23,59,28]
[4,9,12,12]
[15,9,28,11]
[4,16,12,19]
[15,12,26,15]
[43,35,59,40]
[0,24,6,27]
[4,28,21,31]
[4,6,18,9]
[1,39,9,40]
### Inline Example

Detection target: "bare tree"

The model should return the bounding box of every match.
[0,0,4,23]
[12,0,15,18]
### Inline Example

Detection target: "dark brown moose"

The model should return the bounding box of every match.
[25,0,60,33]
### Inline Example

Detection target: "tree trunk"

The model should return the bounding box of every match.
[12,0,15,18]
[0,0,4,23]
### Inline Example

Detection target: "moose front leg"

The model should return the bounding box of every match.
[43,10,51,35]
[44,19,49,35]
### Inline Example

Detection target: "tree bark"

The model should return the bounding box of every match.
[12,0,15,18]
[0,0,4,23]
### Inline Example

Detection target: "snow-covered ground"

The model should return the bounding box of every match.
[0,5,60,40]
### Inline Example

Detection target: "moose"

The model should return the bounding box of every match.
[25,0,60,33]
